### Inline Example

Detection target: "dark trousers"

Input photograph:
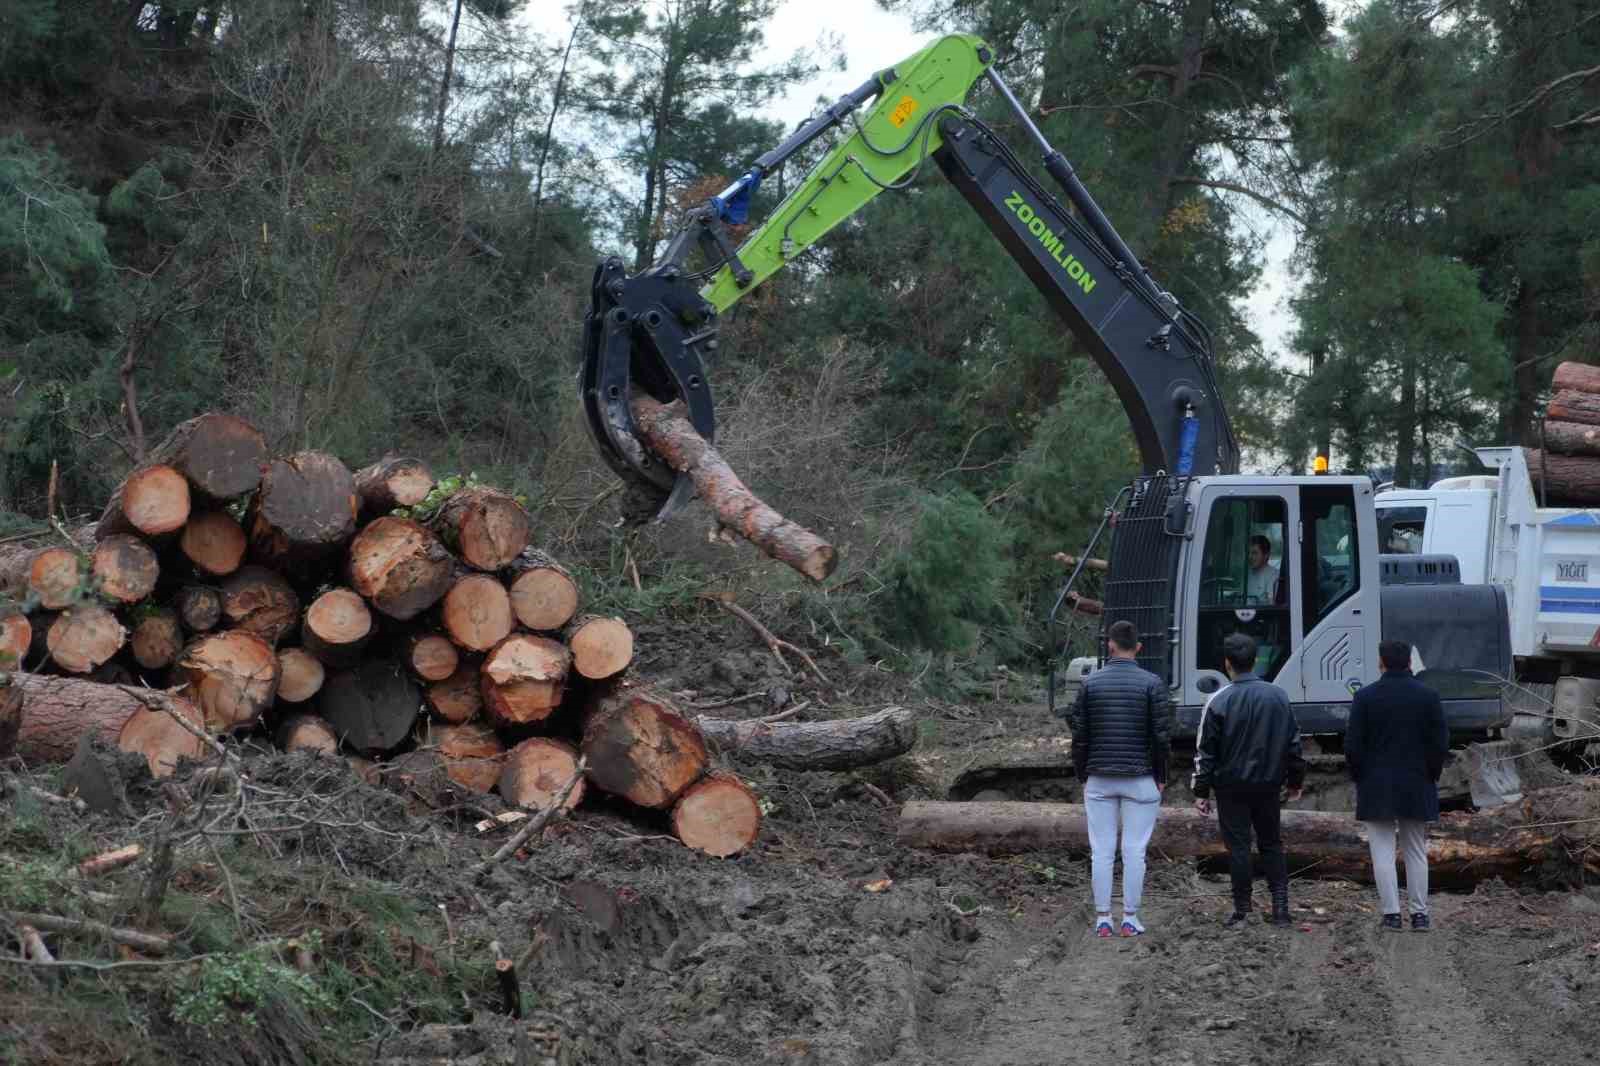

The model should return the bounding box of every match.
[1216,786,1288,910]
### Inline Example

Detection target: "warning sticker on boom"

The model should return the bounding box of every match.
[888,96,918,128]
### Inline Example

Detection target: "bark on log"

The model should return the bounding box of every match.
[1547,389,1600,427]
[582,686,707,809]
[347,516,454,621]
[1523,449,1600,504]
[694,705,916,771]
[425,662,482,724]
[129,607,183,670]
[317,660,419,756]
[1066,592,1103,616]
[7,672,206,776]
[671,772,762,857]
[433,487,529,572]
[21,547,82,610]
[897,784,1600,883]
[1540,420,1600,458]
[0,674,20,758]
[220,565,300,644]
[631,396,836,583]
[149,413,268,503]
[276,713,339,755]
[440,573,513,653]
[175,585,223,633]
[405,633,458,682]
[353,456,435,518]
[47,604,127,674]
[178,630,280,732]
[90,534,159,604]
[1551,361,1600,395]
[427,720,505,793]
[563,615,633,681]
[504,549,579,631]
[179,510,247,577]
[247,451,359,568]
[301,587,373,668]
[276,648,326,704]
[1052,553,1109,572]
[498,737,585,811]
[481,634,569,728]
[96,464,190,540]
[1,611,30,670]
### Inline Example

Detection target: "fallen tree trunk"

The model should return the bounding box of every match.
[897,784,1600,883]
[631,396,836,583]
[694,705,917,771]
[7,671,206,776]
[0,674,20,758]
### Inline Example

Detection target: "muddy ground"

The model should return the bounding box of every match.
[4,613,1599,1065]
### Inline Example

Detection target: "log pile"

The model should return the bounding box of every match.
[0,412,772,857]
[1532,362,1600,504]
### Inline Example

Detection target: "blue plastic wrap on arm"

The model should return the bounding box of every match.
[1175,412,1199,476]
[711,169,764,224]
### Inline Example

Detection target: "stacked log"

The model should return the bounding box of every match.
[0,409,850,859]
[1533,362,1600,504]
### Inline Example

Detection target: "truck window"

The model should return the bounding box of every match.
[1302,485,1360,628]
[1197,496,1291,680]
[1377,505,1427,555]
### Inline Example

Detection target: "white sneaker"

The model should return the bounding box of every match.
[1094,915,1115,938]
[1120,914,1146,937]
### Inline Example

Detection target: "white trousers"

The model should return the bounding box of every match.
[1083,774,1161,914]
[1364,818,1429,915]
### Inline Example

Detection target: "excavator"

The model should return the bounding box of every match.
[578,32,1513,746]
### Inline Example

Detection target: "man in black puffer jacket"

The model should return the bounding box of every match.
[1191,631,1306,929]
[1066,619,1172,938]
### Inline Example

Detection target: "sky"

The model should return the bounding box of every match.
[522,0,1301,361]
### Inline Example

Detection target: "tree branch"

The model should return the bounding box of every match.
[1168,177,1306,225]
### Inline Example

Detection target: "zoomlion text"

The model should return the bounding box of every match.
[1003,190,1097,295]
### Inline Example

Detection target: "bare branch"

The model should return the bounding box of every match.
[1168,177,1307,225]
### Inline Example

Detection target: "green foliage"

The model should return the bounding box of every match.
[0,135,113,319]
[876,490,1016,654]
[173,940,336,1032]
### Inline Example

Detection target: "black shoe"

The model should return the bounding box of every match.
[1224,911,1250,929]
[1270,904,1292,927]
[1380,913,1404,931]
[1411,913,1431,932]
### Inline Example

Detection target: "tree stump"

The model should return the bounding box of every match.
[221,565,301,644]
[247,451,359,568]
[347,516,454,621]
[354,457,435,518]
[581,686,708,809]
[563,615,634,681]
[433,487,529,571]
[90,534,160,604]
[441,573,513,652]
[276,648,326,704]
[317,660,420,756]
[671,772,762,857]
[179,510,247,577]
[175,585,223,633]
[405,633,459,682]
[96,464,190,540]
[481,634,569,728]
[276,714,339,755]
[129,608,184,670]
[47,605,127,674]
[428,721,505,793]
[149,412,268,503]
[505,550,579,631]
[302,587,373,668]
[498,737,585,811]
[178,630,280,732]
[425,662,483,724]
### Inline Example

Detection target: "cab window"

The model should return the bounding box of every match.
[1377,505,1427,555]
[1303,485,1360,628]
[1197,497,1291,680]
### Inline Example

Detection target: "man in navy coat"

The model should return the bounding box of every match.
[1346,639,1450,931]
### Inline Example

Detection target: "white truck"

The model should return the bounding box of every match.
[1374,445,1600,747]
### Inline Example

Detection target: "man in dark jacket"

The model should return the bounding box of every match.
[1191,632,1306,928]
[1067,619,1172,938]
[1346,639,1449,932]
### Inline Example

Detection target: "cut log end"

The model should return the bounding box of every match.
[181,510,248,577]
[119,697,208,778]
[180,630,280,732]
[303,587,373,667]
[498,737,585,810]
[435,487,530,571]
[276,648,327,703]
[425,663,483,724]
[406,633,459,682]
[671,773,762,857]
[505,551,579,631]
[317,660,420,756]
[98,464,191,539]
[248,451,358,568]
[428,721,506,794]
[29,547,83,611]
[47,605,127,674]
[565,615,634,681]
[354,457,435,515]
[152,412,268,501]
[276,713,340,755]
[1,612,32,670]
[441,573,513,653]
[130,608,184,670]
[481,634,569,727]
[176,585,223,633]
[91,534,160,604]
[347,516,453,621]
[582,686,707,809]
